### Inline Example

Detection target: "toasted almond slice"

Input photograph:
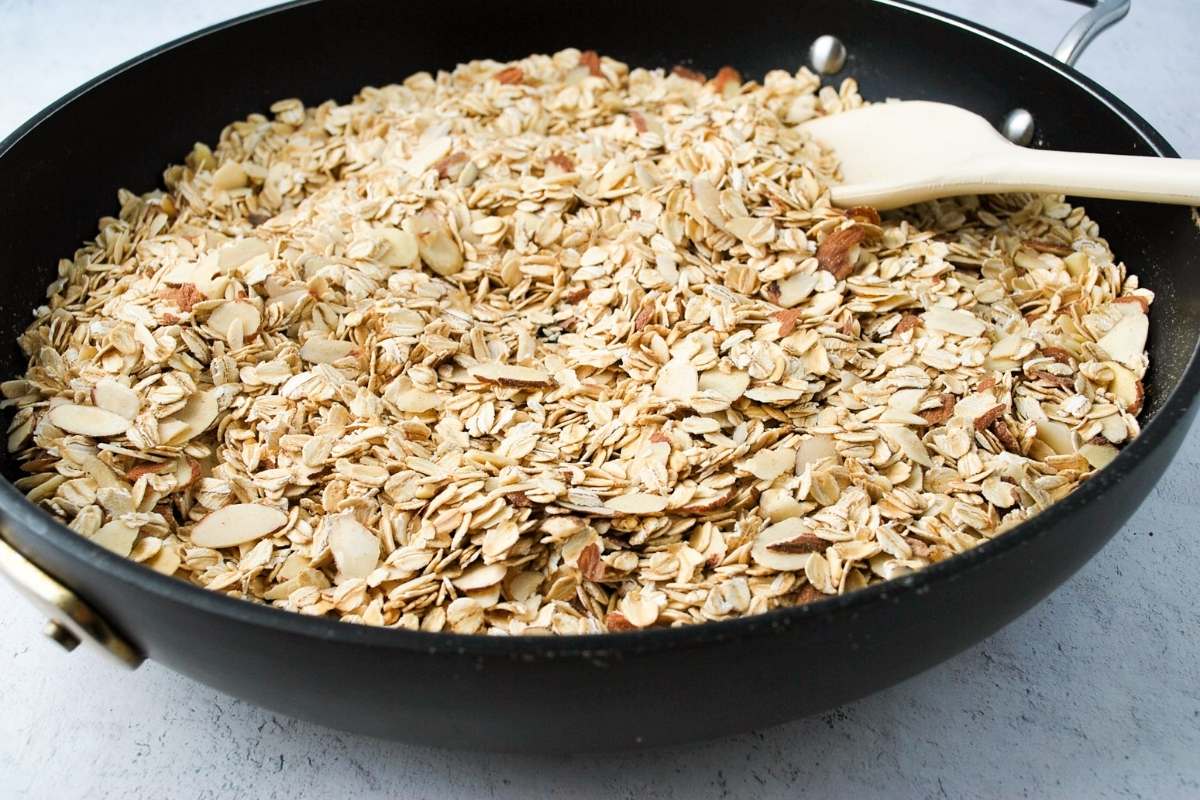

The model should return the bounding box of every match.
[881,424,933,467]
[796,434,839,469]
[93,379,140,420]
[1107,362,1143,414]
[691,177,728,231]
[1036,419,1077,455]
[879,408,931,426]
[921,307,986,337]
[469,363,553,388]
[888,388,921,412]
[953,391,997,421]
[173,457,202,488]
[1079,442,1119,469]
[217,238,269,271]
[452,562,508,591]
[328,516,380,580]
[91,520,138,556]
[774,272,819,308]
[157,419,193,446]
[211,160,248,191]
[47,404,129,437]
[654,358,699,402]
[394,387,441,413]
[166,389,219,438]
[406,136,452,176]
[744,385,805,404]
[698,368,750,403]
[759,488,808,523]
[742,447,796,481]
[1097,312,1148,368]
[618,591,662,628]
[148,544,181,575]
[162,252,221,293]
[300,338,356,364]
[751,518,812,571]
[379,227,419,268]
[1063,251,1090,278]
[409,212,464,276]
[208,300,261,342]
[604,492,668,515]
[191,503,288,548]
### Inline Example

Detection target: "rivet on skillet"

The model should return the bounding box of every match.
[808,35,847,75]
[1002,108,1036,147]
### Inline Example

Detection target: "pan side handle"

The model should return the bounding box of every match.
[1001,0,1131,145]
[1054,0,1131,67]
[0,531,143,669]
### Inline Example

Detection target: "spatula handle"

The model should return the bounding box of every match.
[991,148,1200,206]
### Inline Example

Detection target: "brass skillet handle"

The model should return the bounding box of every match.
[1054,0,1131,67]
[0,533,143,669]
[1001,0,1131,145]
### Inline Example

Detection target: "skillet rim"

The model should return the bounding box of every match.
[0,0,1195,659]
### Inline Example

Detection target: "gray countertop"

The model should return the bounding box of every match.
[1,1,1197,797]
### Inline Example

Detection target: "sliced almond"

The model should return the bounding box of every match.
[698,368,749,403]
[744,385,805,404]
[1036,419,1077,455]
[379,227,419,268]
[774,272,818,308]
[1097,312,1148,368]
[921,307,986,337]
[300,338,356,364]
[759,488,808,522]
[408,212,464,276]
[880,424,933,467]
[1079,441,1119,469]
[148,544,181,575]
[191,503,288,548]
[796,434,838,469]
[1107,362,1144,414]
[751,518,813,571]
[208,300,261,342]
[452,562,508,591]
[742,447,796,481]
[654,358,699,402]
[210,160,248,191]
[604,492,668,515]
[953,392,998,422]
[93,379,140,420]
[166,389,219,438]
[91,520,138,557]
[691,177,727,231]
[393,387,441,413]
[328,515,380,580]
[890,391,926,417]
[47,404,129,437]
[217,238,269,271]
[470,363,553,388]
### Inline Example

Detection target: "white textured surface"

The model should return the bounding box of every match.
[2,2,1198,797]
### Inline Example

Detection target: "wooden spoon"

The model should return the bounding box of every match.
[802,101,1200,210]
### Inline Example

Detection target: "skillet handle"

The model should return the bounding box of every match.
[0,531,143,669]
[1001,0,1131,145]
[1054,0,1130,66]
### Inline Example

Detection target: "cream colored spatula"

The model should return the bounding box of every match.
[801,101,1200,210]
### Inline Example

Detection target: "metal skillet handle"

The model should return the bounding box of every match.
[1054,0,1131,67]
[0,532,143,669]
[1001,0,1131,145]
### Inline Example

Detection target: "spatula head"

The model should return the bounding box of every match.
[802,101,1015,209]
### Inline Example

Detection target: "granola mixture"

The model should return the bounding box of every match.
[4,51,1151,634]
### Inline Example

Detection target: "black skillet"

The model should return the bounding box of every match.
[1,0,1196,752]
